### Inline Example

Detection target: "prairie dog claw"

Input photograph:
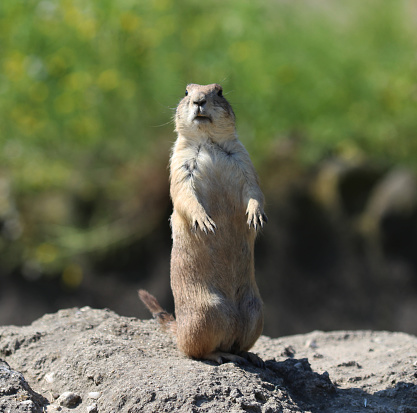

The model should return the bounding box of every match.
[192,212,216,234]
[246,199,267,230]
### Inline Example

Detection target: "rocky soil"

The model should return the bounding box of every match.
[1,307,417,412]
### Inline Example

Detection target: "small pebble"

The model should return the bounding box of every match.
[88,391,101,400]
[87,403,98,413]
[45,404,60,412]
[282,346,295,357]
[230,388,242,402]
[57,391,81,408]
[305,339,318,349]
[19,400,34,408]
[44,372,55,383]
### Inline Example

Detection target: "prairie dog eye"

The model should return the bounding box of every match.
[185,90,188,96]
[217,89,223,97]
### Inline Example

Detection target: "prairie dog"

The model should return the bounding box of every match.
[139,83,267,365]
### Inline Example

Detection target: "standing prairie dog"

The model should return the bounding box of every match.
[139,83,267,366]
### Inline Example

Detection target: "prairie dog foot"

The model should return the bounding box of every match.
[246,199,267,230]
[203,351,265,368]
[237,351,265,368]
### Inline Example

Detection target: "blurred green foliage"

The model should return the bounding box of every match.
[0,0,416,283]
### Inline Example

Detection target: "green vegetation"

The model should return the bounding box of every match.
[1,0,416,283]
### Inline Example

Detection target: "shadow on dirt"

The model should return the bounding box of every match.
[242,358,417,413]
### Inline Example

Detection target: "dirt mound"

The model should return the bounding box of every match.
[1,307,416,412]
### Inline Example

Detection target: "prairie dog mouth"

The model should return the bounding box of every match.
[194,113,212,122]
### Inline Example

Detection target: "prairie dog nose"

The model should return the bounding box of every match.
[193,96,207,107]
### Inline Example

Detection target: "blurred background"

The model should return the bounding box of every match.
[1,0,417,338]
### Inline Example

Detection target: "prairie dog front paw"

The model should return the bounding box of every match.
[246,199,267,230]
[192,210,216,234]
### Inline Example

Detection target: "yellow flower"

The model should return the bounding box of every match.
[29,83,49,103]
[120,12,141,32]
[77,18,97,39]
[54,93,75,114]
[70,116,99,138]
[97,69,120,91]
[36,243,58,264]
[62,264,83,288]
[152,0,172,12]
[65,71,92,91]
[4,52,26,82]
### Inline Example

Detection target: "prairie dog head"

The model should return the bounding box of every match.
[175,83,236,141]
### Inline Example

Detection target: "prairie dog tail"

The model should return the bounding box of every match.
[138,289,176,333]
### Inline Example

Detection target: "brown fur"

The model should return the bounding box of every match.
[139,83,267,365]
